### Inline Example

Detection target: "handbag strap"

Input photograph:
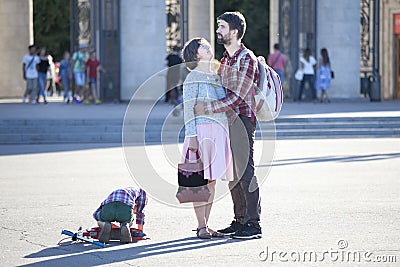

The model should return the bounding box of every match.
[184,149,201,163]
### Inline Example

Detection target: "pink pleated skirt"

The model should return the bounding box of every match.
[182,123,233,181]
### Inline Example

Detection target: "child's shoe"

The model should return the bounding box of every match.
[120,223,132,244]
[72,97,82,104]
[95,99,102,105]
[98,222,111,244]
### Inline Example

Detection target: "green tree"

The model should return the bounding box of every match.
[34,0,70,61]
[214,0,270,60]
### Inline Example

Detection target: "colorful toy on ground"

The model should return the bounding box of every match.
[60,223,148,248]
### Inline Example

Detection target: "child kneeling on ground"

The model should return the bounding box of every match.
[93,187,147,243]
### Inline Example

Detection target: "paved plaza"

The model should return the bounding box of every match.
[0,98,399,266]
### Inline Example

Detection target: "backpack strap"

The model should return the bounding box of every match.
[234,48,258,122]
[26,56,36,70]
[235,49,250,70]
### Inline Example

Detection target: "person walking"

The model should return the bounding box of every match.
[267,43,286,85]
[37,48,50,104]
[71,44,88,103]
[315,48,332,103]
[298,48,317,101]
[22,45,40,104]
[195,11,262,239]
[85,51,106,104]
[59,51,72,103]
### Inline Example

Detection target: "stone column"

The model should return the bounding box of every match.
[269,0,279,54]
[188,0,214,49]
[317,0,360,98]
[380,0,400,100]
[0,0,33,98]
[120,0,167,101]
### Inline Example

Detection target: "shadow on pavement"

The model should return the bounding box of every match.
[0,143,124,156]
[21,236,251,266]
[258,152,400,168]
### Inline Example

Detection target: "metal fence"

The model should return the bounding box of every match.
[70,0,121,102]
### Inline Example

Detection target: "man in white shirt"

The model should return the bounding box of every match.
[22,45,40,104]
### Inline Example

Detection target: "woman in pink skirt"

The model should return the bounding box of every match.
[181,38,233,239]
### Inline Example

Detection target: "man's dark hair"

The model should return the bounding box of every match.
[217,11,246,40]
[28,45,35,50]
[273,43,280,50]
[182,37,204,70]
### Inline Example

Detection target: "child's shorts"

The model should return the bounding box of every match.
[97,201,134,223]
[89,77,97,86]
[74,72,86,87]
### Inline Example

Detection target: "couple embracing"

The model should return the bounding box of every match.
[181,11,262,239]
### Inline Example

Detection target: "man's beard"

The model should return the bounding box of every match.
[217,34,231,45]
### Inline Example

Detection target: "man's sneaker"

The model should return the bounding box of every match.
[98,222,112,244]
[218,220,244,235]
[120,223,132,244]
[231,223,262,239]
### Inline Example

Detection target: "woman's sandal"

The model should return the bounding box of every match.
[196,227,212,239]
[207,228,225,238]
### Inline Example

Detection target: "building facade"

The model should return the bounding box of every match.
[0,0,33,99]
[270,0,400,101]
[1,0,399,101]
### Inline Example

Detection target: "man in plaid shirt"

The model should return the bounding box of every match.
[93,187,147,243]
[195,11,262,239]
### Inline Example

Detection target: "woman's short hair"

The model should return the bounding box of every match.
[182,37,205,70]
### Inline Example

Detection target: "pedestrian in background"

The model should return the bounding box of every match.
[46,55,57,97]
[86,51,106,104]
[316,48,332,103]
[72,44,88,103]
[22,45,40,104]
[298,48,317,102]
[267,43,286,85]
[37,48,50,104]
[165,46,183,105]
[59,51,72,103]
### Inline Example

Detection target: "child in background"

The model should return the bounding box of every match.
[59,51,72,103]
[86,51,106,104]
[93,187,147,244]
[71,44,88,103]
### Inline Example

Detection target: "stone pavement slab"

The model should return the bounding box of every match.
[1,138,399,266]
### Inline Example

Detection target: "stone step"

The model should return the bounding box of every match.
[1,127,399,144]
[1,116,400,126]
[0,117,399,144]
